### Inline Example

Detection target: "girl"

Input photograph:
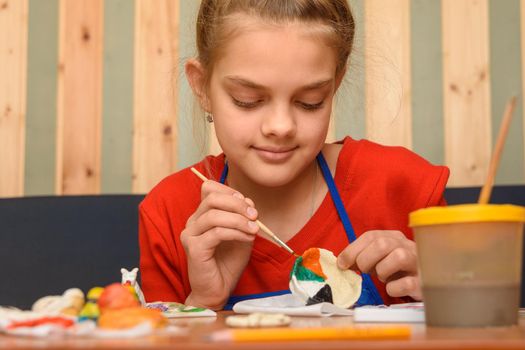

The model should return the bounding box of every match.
[139,0,449,310]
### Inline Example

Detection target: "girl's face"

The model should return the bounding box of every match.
[207,18,341,188]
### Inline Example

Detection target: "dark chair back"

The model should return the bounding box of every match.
[0,195,144,309]
[1,187,523,309]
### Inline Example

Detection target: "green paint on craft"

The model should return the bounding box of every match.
[291,257,325,282]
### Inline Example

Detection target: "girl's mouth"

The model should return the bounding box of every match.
[252,146,298,163]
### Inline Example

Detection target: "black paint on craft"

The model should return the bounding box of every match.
[306,284,333,305]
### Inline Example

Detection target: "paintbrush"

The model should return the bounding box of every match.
[190,167,300,257]
[478,96,517,204]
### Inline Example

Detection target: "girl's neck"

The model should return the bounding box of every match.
[225,143,341,242]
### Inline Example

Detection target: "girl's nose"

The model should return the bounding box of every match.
[260,105,297,138]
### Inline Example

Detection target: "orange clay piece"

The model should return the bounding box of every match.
[98,307,166,329]
[301,248,327,279]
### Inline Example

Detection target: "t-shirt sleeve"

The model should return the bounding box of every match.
[138,203,187,303]
[423,165,450,208]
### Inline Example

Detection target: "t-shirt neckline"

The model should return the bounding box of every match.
[250,137,354,264]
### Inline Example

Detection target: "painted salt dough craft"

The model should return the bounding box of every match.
[32,288,85,316]
[289,247,362,308]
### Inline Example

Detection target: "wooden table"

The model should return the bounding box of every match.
[2,312,525,350]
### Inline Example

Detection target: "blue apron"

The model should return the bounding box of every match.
[220,152,383,308]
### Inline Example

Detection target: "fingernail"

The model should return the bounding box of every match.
[246,206,257,218]
[248,221,259,232]
[233,192,244,200]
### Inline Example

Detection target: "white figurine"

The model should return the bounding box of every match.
[32,288,85,316]
[121,267,146,306]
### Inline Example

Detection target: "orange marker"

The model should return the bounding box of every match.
[208,325,411,342]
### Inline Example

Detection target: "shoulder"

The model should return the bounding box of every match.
[338,137,450,208]
[139,154,226,222]
[339,136,434,169]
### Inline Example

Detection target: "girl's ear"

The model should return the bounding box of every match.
[185,59,211,111]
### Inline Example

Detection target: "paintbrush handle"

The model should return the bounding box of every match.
[255,220,297,256]
[478,96,517,204]
[190,167,298,257]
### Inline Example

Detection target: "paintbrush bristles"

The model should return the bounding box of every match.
[478,96,517,204]
[255,220,296,255]
[190,167,298,257]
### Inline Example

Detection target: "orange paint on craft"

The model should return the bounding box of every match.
[301,248,327,279]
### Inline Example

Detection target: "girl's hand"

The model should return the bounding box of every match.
[336,230,422,300]
[181,180,259,310]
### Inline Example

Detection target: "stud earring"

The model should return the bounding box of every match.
[205,113,213,123]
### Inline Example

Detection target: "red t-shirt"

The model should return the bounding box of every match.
[139,137,450,307]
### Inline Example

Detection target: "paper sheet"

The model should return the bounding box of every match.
[232,294,353,317]
[146,302,216,318]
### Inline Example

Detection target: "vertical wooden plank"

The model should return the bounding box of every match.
[0,0,27,198]
[335,0,366,141]
[411,0,444,166]
[25,0,58,196]
[521,0,525,182]
[56,0,103,194]
[133,0,179,193]
[178,0,203,169]
[364,0,412,148]
[442,0,491,187]
[102,0,134,193]
[490,0,523,185]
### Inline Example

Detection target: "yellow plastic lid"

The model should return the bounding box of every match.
[409,204,525,227]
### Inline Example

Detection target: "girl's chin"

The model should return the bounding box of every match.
[242,166,303,188]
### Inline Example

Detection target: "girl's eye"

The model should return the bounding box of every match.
[297,101,324,111]
[232,98,262,109]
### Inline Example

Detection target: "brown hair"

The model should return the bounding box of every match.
[192,1,355,178]
[195,0,355,81]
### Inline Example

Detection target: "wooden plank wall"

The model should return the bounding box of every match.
[442,0,492,187]
[364,0,412,149]
[522,0,525,178]
[0,0,28,197]
[133,0,179,193]
[1,0,525,197]
[56,0,103,194]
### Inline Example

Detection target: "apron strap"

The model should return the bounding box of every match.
[219,155,384,306]
[316,153,384,306]
[219,162,228,184]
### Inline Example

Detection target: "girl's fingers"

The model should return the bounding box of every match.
[189,209,259,237]
[202,227,256,246]
[337,231,377,270]
[375,246,418,283]
[337,230,404,270]
[354,236,401,274]
[244,197,255,207]
[186,227,255,259]
[337,230,421,300]
[189,188,257,226]
[385,275,422,300]
[200,179,238,200]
